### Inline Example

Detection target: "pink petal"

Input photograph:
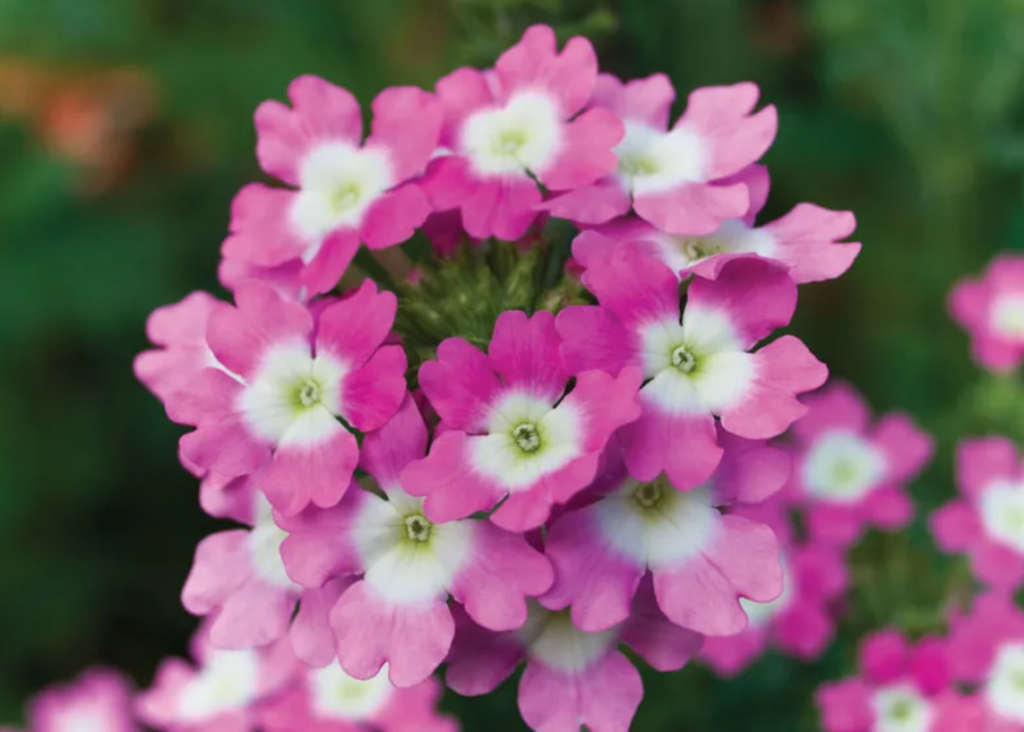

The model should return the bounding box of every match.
[562,366,643,454]
[972,540,1024,587]
[260,416,358,515]
[620,405,723,489]
[793,381,871,445]
[420,155,477,211]
[495,25,597,115]
[290,580,349,668]
[620,577,703,671]
[806,502,867,548]
[487,310,570,404]
[419,338,503,432]
[221,184,309,267]
[209,576,295,649]
[699,629,766,676]
[793,543,850,600]
[687,256,797,348]
[519,653,642,732]
[948,276,987,329]
[462,176,541,242]
[775,604,834,659]
[680,83,777,179]
[539,108,623,191]
[974,334,1024,373]
[165,367,242,427]
[720,335,828,439]
[873,413,934,484]
[218,252,305,300]
[555,305,643,377]
[450,522,554,631]
[341,345,408,432]
[316,280,397,367]
[592,72,675,129]
[445,606,526,697]
[764,203,860,283]
[860,629,909,684]
[301,229,362,296]
[862,485,914,529]
[711,432,790,506]
[907,637,950,694]
[360,395,426,486]
[434,66,494,147]
[278,487,366,587]
[579,243,680,328]
[541,176,632,226]
[957,436,1019,499]
[206,281,313,380]
[725,164,771,224]
[634,180,750,236]
[331,582,454,688]
[489,482,562,533]
[255,75,362,185]
[401,431,505,522]
[135,291,220,402]
[361,183,432,250]
[367,86,442,181]
[816,679,873,732]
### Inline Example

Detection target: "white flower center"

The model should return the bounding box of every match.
[596,479,719,570]
[519,604,619,673]
[980,483,1024,555]
[992,295,1024,342]
[987,642,1024,723]
[802,431,887,503]
[615,120,708,196]
[290,142,393,245]
[177,650,261,722]
[310,664,394,722]
[250,493,299,589]
[871,685,934,732]
[461,91,563,177]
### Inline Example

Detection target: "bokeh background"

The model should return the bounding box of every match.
[2,0,1022,729]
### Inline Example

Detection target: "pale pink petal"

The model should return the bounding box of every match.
[792,381,871,445]
[561,366,643,454]
[539,108,623,190]
[711,431,790,506]
[634,180,749,236]
[540,178,631,225]
[620,577,703,671]
[218,254,305,300]
[816,679,873,732]
[763,203,861,283]
[728,164,770,224]
[592,72,675,128]
[487,310,569,404]
[260,417,358,515]
[135,292,220,402]
[555,305,643,377]
[361,183,432,250]
[367,86,442,180]
[401,431,505,522]
[376,677,457,732]
[682,84,777,180]
[209,577,294,649]
[341,345,408,432]
[360,395,426,486]
[164,367,242,426]
[331,582,454,688]
[278,486,365,587]
[578,243,680,328]
[462,177,541,242]
[620,406,722,489]
[956,436,1019,499]
[301,229,362,296]
[290,580,350,668]
[221,184,309,267]
[418,338,503,432]
[434,67,493,148]
[872,413,934,484]
[179,419,270,479]
[495,25,597,115]
[316,280,397,367]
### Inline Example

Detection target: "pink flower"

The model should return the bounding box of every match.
[399,310,642,531]
[257,664,457,732]
[790,381,933,548]
[557,247,827,490]
[137,625,299,732]
[27,668,137,732]
[542,433,786,637]
[698,497,849,674]
[543,73,776,235]
[222,77,442,295]
[570,165,860,284]
[165,281,406,515]
[816,630,956,732]
[279,396,554,688]
[950,255,1024,373]
[135,291,221,404]
[421,25,623,241]
[931,437,1024,589]
[445,583,702,732]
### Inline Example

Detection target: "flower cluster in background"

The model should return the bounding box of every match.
[8,17,1024,732]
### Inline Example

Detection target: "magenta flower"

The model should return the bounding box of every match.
[816,630,959,732]
[790,381,933,548]
[445,583,702,732]
[542,432,786,637]
[932,437,1024,589]
[257,664,457,732]
[570,165,860,284]
[399,310,642,530]
[221,77,442,295]
[698,497,849,674]
[181,477,339,658]
[165,281,406,516]
[557,247,826,490]
[27,669,137,732]
[279,396,553,687]
[950,255,1024,373]
[137,625,300,732]
[421,24,623,241]
[544,73,776,235]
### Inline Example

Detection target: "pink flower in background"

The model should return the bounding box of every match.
[137,625,299,732]
[27,668,137,732]
[569,165,860,284]
[222,76,442,295]
[181,478,339,658]
[165,281,406,516]
[816,630,960,732]
[790,381,932,548]
[445,584,702,732]
[279,397,553,687]
[542,432,786,637]
[558,248,827,490]
[932,437,1024,589]
[401,310,642,531]
[257,664,457,732]
[950,255,1024,373]
[544,73,776,235]
[698,498,849,674]
[422,24,623,241]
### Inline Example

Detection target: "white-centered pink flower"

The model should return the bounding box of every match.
[543,73,776,235]
[421,24,623,241]
[557,247,826,490]
[27,668,137,732]
[789,381,933,548]
[278,396,554,688]
[222,76,442,295]
[399,310,642,530]
[542,433,787,637]
[931,436,1024,590]
[570,165,860,284]
[950,255,1024,373]
[137,624,299,732]
[445,586,702,732]
[165,281,406,516]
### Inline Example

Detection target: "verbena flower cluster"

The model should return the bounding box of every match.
[12,22,1024,732]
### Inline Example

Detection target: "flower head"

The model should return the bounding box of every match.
[27,668,137,732]
[950,255,1024,373]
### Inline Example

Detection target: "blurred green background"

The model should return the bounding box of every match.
[2,0,1023,729]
